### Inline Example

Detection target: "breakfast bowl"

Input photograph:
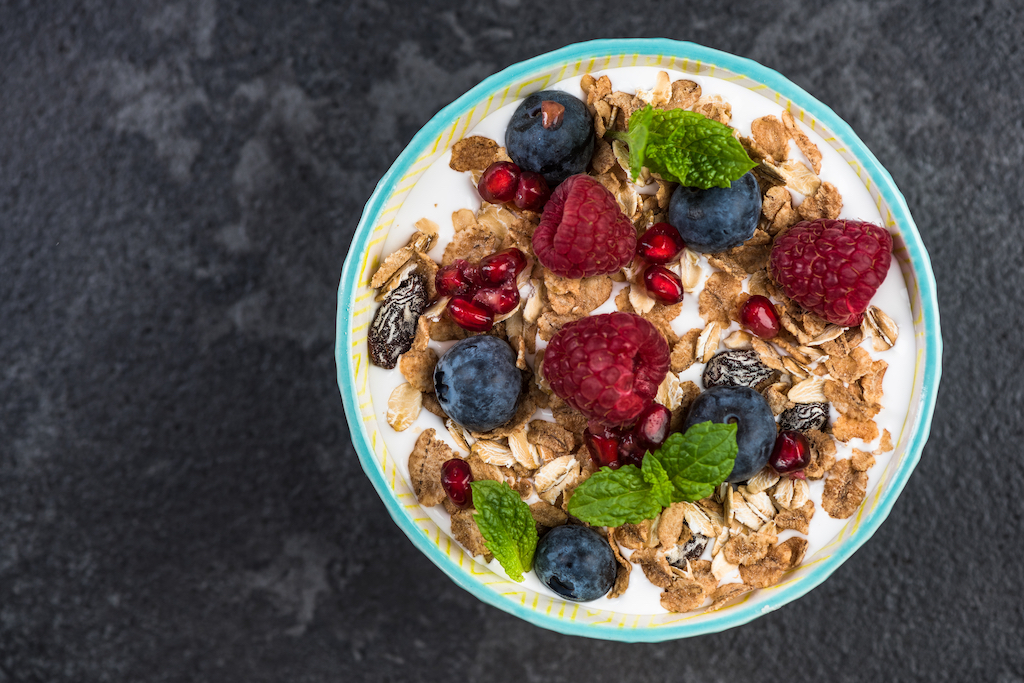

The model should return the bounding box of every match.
[335,38,941,641]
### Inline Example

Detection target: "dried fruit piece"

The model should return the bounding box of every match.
[368,274,429,369]
[702,349,775,390]
[778,402,829,432]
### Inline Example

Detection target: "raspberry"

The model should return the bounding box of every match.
[543,312,669,427]
[532,175,637,278]
[769,219,892,327]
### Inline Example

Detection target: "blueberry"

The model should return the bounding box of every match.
[668,171,761,253]
[433,336,522,432]
[505,91,594,186]
[682,385,776,483]
[534,525,616,602]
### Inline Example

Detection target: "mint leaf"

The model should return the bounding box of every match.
[471,480,537,582]
[651,422,739,501]
[618,104,652,180]
[641,452,673,509]
[606,105,756,189]
[566,465,662,527]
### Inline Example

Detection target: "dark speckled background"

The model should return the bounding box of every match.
[0,0,1021,681]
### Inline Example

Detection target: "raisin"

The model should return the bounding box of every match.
[702,349,775,390]
[368,274,428,369]
[665,533,710,568]
[778,402,829,433]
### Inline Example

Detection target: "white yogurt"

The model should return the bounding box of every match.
[366,67,917,614]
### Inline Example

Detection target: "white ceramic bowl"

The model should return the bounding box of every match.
[336,39,941,641]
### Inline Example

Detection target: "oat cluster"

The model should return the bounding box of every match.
[370,71,902,614]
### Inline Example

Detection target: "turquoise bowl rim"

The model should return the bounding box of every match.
[336,38,942,642]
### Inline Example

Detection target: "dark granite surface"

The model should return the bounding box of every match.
[0,0,1021,680]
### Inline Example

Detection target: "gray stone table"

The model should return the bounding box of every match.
[0,0,1020,681]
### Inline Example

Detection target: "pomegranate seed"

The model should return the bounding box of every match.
[633,403,672,447]
[447,296,494,332]
[440,458,473,508]
[769,430,811,473]
[480,248,528,285]
[472,284,520,315]
[514,171,551,211]
[585,430,620,468]
[643,265,685,304]
[435,263,473,297]
[638,223,685,264]
[741,295,781,339]
[618,432,646,467]
[478,161,520,204]
[459,261,484,288]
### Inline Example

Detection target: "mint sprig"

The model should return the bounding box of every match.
[566,421,738,527]
[606,105,756,189]
[470,480,538,582]
[560,465,662,527]
[658,422,740,502]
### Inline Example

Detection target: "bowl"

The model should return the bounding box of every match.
[335,39,941,641]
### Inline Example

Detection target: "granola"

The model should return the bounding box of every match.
[364,65,912,616]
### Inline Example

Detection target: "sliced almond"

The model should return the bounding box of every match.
[445,418,470,451]
[782,356,811,380]
[611,140,631,175]
[788,376,827,403]
[776,159,822,195]
[712,551,739,581]
[746,466,781,494]
[772,477,795,510]
[617,183,639,217]
[696,322,721,363]
[534,349,552,394]
[711,527,730,557]
[679,501,716,538]
[800,345,826,361]
[723,330,753,350]
[646,512,663,549]
[807,324,844,346]
[386,383,422,432]
[523,279,545,324]
[732,495,767,529]
[678,248,703,293]
[740,488,776,520]
[656,372,681,410]
[751,337,785,372]
[721,484,734,523]
[863,305,899,351]
[471,440,516,467]
[629,283,657,315]
[534,455,577,493]
[422,296,451,322]
[508,427,542,469]
[791,478,811,509]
